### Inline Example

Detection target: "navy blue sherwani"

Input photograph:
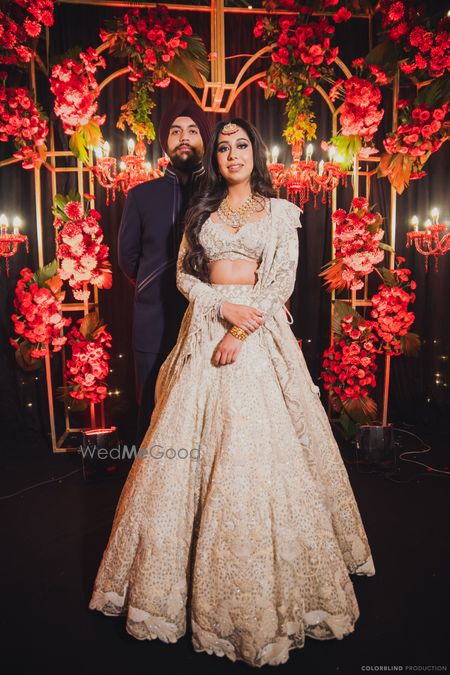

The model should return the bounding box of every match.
[118,162,205,447]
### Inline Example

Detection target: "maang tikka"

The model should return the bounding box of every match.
[221,122,239,135]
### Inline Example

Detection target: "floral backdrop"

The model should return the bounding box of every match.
[0,0,449,441]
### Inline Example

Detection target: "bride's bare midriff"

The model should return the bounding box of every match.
[207,205,266,285]
[208,259,258,285]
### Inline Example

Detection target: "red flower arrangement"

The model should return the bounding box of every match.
[50,48,105,162]
[0,0,54,65]
[254,2,343,95]
[100,4,193,86]
[254,1,350,151]
[64,312,111,404]
[379,1,450,80]
[0,74,48,168]
[370,261,417,355]
[321,315,380,402]
[380,100,449,192]
[10,261,71,362]
[100,5,207,142]
[330,75,384,141]
[52,192,112,302]
[327,57,389,167]
[320,197,386,292]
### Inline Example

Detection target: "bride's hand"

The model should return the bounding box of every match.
[212,332,243,366]
[221,301,264,334]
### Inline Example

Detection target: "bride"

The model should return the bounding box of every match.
[89,117,375,668]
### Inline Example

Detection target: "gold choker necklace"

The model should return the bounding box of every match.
[217,194,260,231]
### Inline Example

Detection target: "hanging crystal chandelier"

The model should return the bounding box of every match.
[267,143,347,208]
[407,209,450,272]
[0,214,29,276]
[92,137,163,205]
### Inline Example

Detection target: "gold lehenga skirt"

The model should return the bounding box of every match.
[89,283,375,668]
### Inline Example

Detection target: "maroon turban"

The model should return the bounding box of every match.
[158,101,212,154]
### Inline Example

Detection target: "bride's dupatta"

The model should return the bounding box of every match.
[153,196,375,575]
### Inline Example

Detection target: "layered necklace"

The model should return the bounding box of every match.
[217,193,261,232]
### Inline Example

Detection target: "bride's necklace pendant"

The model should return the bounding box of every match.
[218,193,258,231]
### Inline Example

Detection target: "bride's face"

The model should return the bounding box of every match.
[216,126,254,186]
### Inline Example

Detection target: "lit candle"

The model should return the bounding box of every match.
[94,145,103,159]
[144,162,151,171]
[411,215,419,232]
[0,213,8,236]
[318,160,324,176]
[306,143,313,161]
[271,145,279,164]
[424,218,432,230]
[119,160,126,171]
[127,138,135,155]
[328,145,336,163]
[431,207,439,224]
[12,216,21,235]
[103,141,110,157]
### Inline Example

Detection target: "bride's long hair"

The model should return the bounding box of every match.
[182,117,276,282]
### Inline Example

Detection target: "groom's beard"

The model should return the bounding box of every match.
[169,145,203,172]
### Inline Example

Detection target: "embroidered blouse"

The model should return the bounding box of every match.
[176,197,302,325]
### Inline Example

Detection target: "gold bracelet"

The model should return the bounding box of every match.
[229,325,247,341]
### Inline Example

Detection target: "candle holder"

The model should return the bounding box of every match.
[92,137,163,205]
[406,211,450,271]
[0,215,29,276]
[266,143,346,208]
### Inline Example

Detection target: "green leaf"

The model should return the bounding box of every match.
[56,385,89,411]
[69,130,89,164]
[400,332,421,357]
[338,410,358,440]
[329,134,361,169]
[332,299,363,336]
[168,34,209,88]
[79,310,101,339]
[80,121,102,150]
[378,242,395,253]
[380,266,397,287]
[416,75,450,107]
[34,259,58,288]
[15,341,43,371]
[365,39,404,77]
[342,396,378,423]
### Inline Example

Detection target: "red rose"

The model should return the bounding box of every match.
[333,7,352,23]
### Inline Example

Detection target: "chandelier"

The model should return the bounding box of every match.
[267,143,347,209]
[92,137,163,205]
[407,209,450,272]
[0,214,29,276]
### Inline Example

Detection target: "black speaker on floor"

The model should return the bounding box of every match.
[356,422,395,462]
[80,426,123,482]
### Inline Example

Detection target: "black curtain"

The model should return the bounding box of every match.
[1,3,449,446]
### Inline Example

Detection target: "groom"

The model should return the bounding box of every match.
[118,101,212,449]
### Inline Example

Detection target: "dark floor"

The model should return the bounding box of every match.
[1,424,449,675]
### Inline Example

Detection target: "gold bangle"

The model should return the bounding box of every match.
[229,325,247,341]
